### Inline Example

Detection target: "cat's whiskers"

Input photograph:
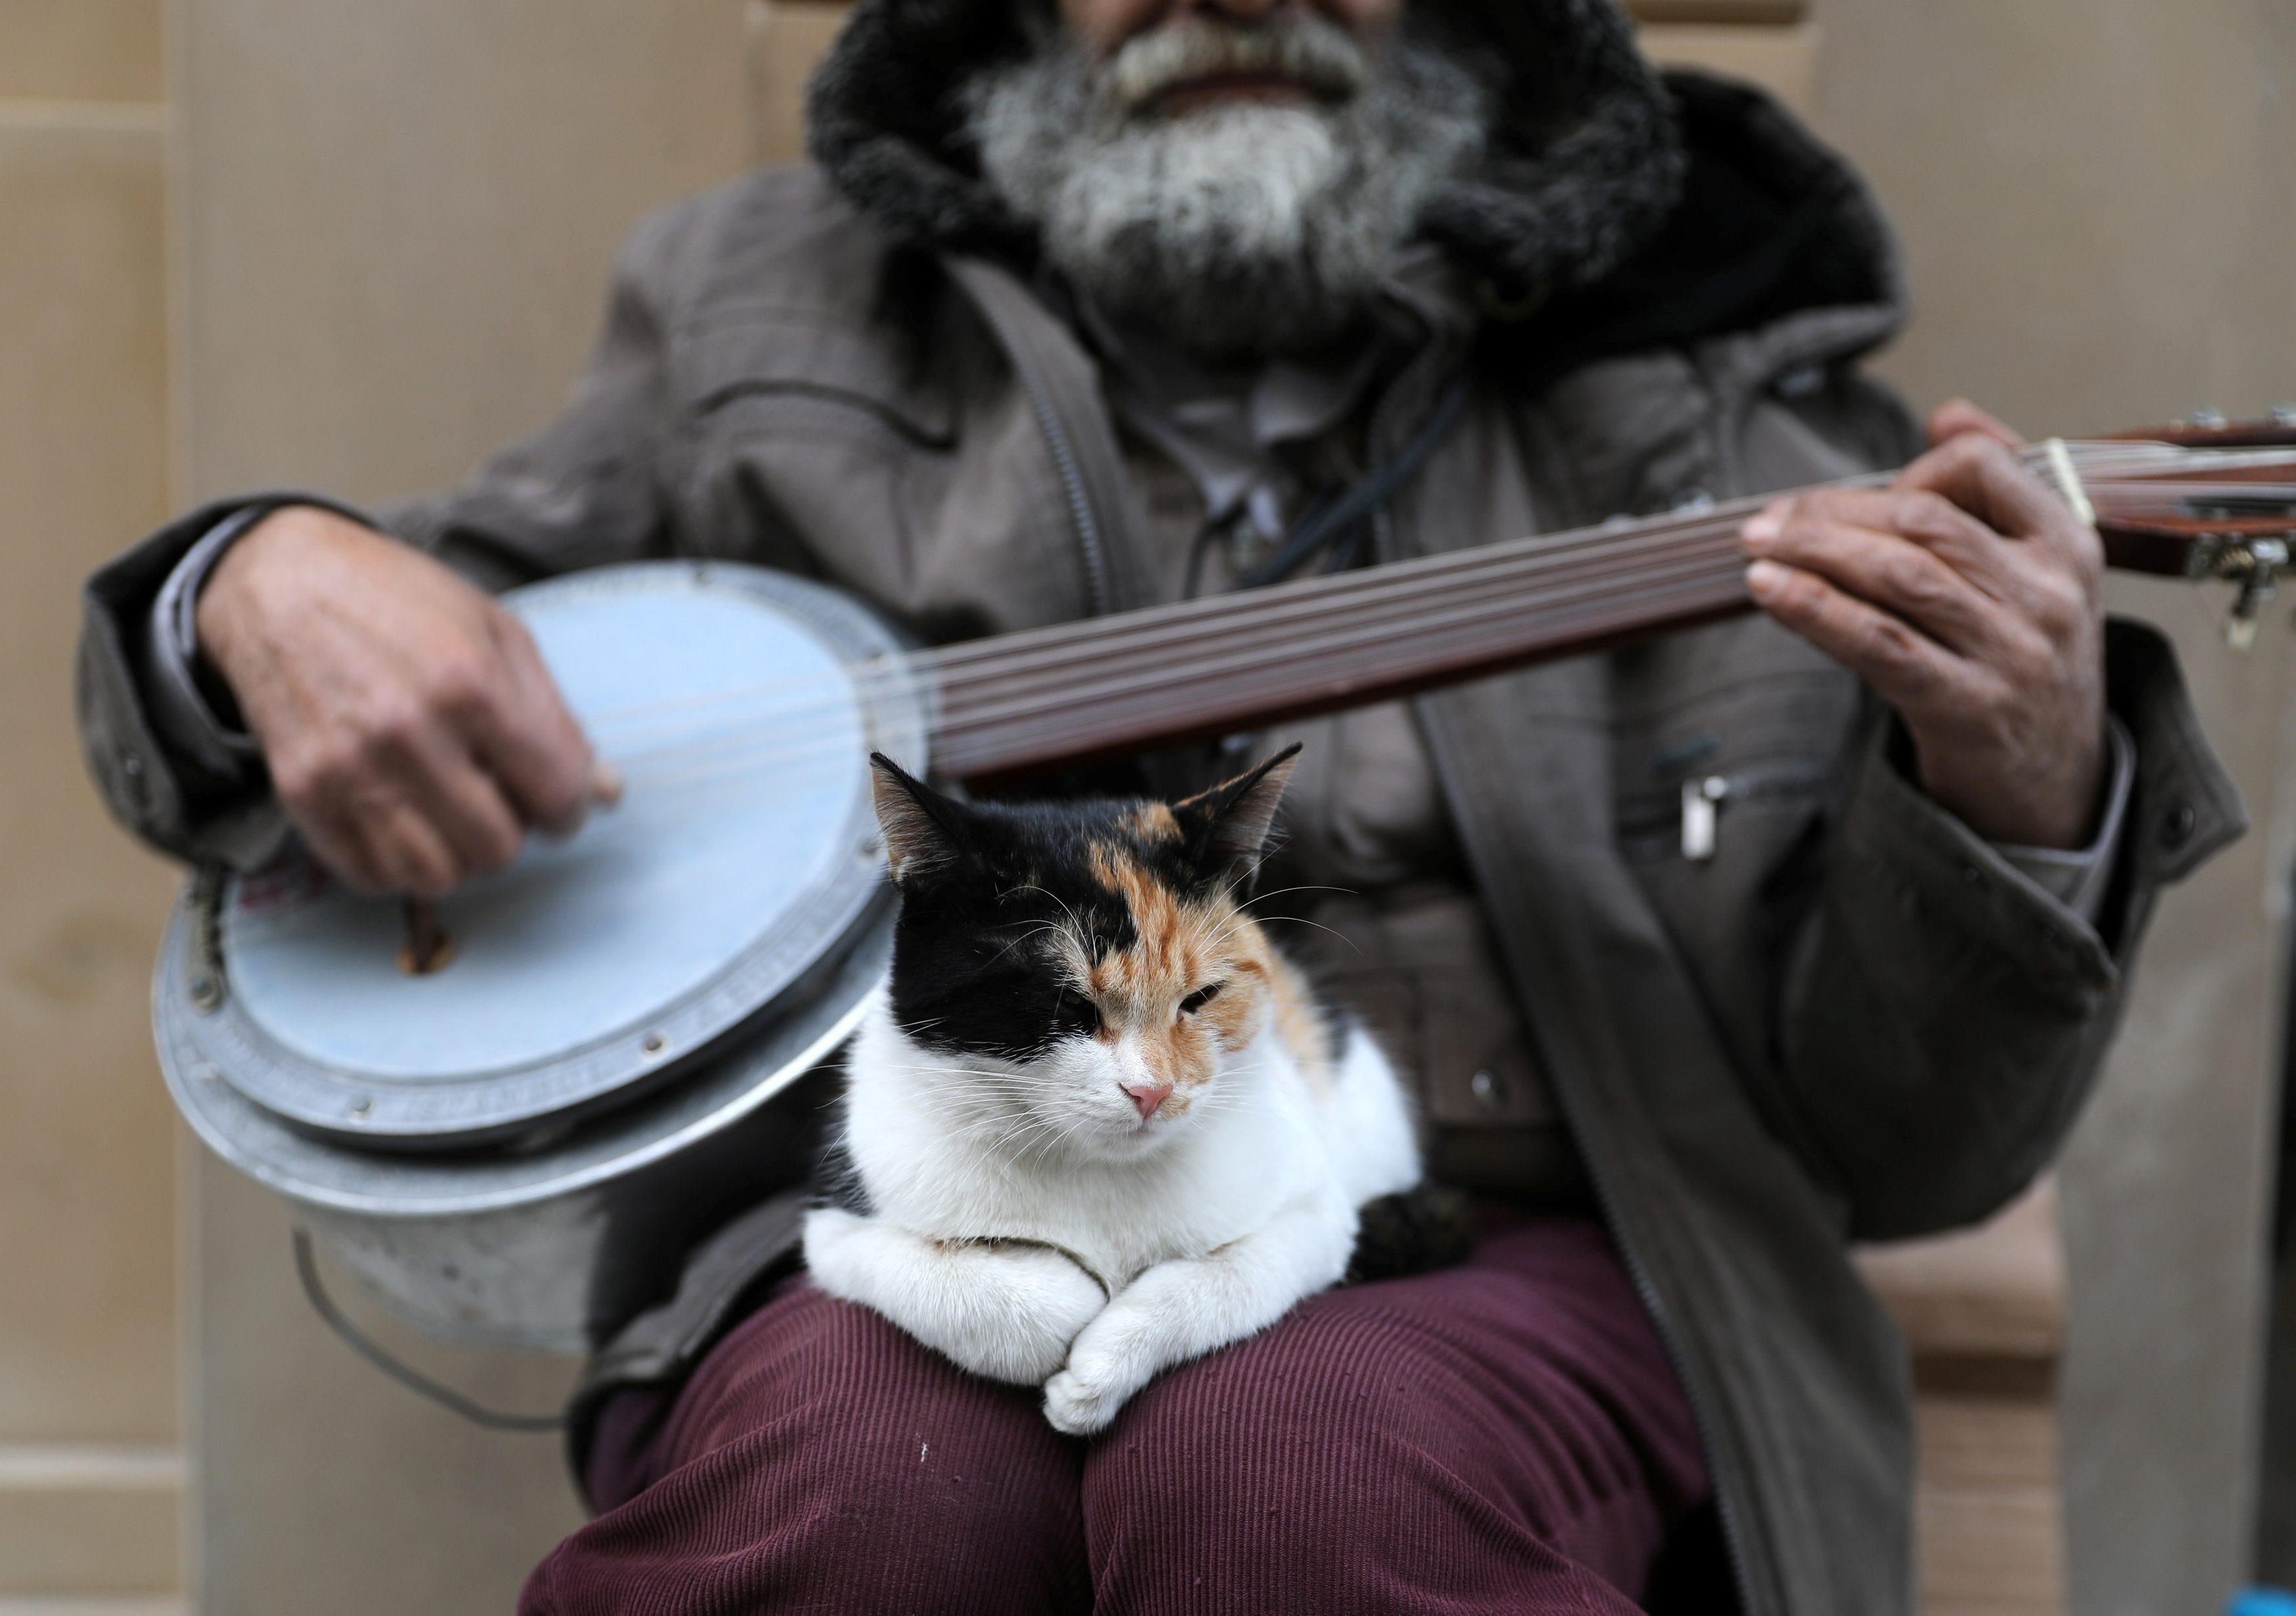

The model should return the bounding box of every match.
[1233,882,1359,912]
[984,921,1067,965]
[1242,912,1361,951]
[1007,883,1101,967]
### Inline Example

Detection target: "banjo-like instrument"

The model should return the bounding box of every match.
[155,422,2296,1354]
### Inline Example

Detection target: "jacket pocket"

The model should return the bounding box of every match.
[670,312,959,582]
[677,311,956,449]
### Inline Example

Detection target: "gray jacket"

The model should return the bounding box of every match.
[77,9,2243,1609]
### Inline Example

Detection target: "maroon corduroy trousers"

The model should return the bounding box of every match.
[521,1213,1710,1614]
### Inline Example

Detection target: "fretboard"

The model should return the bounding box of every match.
[924,499,1767,778]
[912,439,2279,782]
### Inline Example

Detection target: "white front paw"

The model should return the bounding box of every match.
[1041,1365,1120,1436]
[1042,1335,1156,1436]
[945,1247,1106,1384]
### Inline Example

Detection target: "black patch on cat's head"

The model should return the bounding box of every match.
[864,750,1300,1062]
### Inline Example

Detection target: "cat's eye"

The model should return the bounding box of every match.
[1179,982,1224,1017]
[1057,988,1101,1034]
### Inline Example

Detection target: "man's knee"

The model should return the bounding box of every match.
[1079,1279,1677,1613]
[1080,1295,1433,1600]
[529,1283,1088,1616]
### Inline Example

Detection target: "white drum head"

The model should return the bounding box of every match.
[188,563,923,1146]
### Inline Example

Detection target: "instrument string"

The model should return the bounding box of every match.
[612,539,1761,789]
[573,444,2296,740]
[578,444,2296,790]
[604,473,2296,788]
[597,500,1786,775]
[604,518,1765,781]
[620,553,1758,795]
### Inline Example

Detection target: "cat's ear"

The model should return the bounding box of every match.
[1172,744,1302,889]
[869,754,968,885]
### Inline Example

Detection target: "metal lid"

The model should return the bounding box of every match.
[164,562,925,1147]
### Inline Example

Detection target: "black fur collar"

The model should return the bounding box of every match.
[806,0,1687,301]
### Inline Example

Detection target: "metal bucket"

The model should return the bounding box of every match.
[157,899,886,1352]
[149,561,923,1352]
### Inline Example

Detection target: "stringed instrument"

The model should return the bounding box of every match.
[154,420,2296,1352]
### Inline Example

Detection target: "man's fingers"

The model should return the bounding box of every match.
[1927,399,2025,451]
[590,757,626,810]
[1742,508,2000,655]
[472,612,598,836]
[1755,487,2015,594]
[293,753,518,895]
[397,731,529,881]
[295,803,394,897]
[1744,558,1965,717]
[344,799,461,899]
[1897,435,2099,574]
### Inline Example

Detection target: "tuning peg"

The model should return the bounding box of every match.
[2274,404,2296,428]
[2215,538,2289,651]
[2190,407,2231,432]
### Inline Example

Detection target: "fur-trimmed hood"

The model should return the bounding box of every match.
[807,0,1689,302]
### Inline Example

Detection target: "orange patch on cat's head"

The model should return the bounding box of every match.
[1071,840,1273,1100]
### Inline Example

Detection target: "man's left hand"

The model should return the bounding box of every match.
[1740,401,2108,850]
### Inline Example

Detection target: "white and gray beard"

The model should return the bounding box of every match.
[966,16,1492,361]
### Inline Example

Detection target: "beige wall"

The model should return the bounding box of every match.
[1810,7,2296,1609]
[0,0,185,1602]
[6,0,2274,1610]
[173,3,753,1611]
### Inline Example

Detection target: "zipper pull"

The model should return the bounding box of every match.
[1681,777,1730,862]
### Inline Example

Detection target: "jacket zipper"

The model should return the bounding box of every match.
[956,272,1115,618]
[1614,762,1828,862]
[1020,370,1114,618]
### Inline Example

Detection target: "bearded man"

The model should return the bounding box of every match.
[75,0,2240,1611]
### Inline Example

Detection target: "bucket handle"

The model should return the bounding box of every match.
[293,1228,567,1434]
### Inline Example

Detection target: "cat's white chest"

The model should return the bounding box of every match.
[843,1013,1319,1286]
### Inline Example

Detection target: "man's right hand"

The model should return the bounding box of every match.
[197,506,612,897]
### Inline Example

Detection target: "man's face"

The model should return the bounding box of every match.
[1057,0,1404,112]
[974,0,1482,360]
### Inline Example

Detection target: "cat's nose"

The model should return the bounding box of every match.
[1122,1080,1174,1121]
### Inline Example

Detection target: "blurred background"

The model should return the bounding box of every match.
[2,2,2291,1612]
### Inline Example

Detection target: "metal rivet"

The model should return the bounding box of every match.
[348,1098,373,1119]
[1470,1070,1502,1110]
[2191,407,2230,431]
[190,976,223,1012]
[121,754,143,777]
[643,1033,668,1058]
[2160,801,2197,851]
[1960,864,1984,888]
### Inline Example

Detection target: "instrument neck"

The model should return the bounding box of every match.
[916,437,2287,782]
[920,492,1785,781]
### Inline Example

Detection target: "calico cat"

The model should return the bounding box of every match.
[802,745,1443,1436]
